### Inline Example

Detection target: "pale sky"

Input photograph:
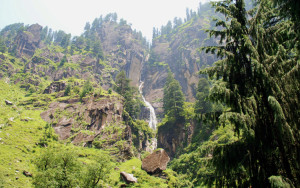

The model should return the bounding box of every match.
[0,0,210,41]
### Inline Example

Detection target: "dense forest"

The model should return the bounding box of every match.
[0,0,299,187]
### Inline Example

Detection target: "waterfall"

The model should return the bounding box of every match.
[139,82,157,130]
[139,81,157,151]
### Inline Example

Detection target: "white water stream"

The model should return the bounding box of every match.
[139,82,157,150]
[139,82,157,130]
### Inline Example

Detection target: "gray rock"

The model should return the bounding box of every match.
[23,170,32,177]
[5,100,13,105]
[120,171,137,184]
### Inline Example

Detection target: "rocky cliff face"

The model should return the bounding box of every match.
[157,120,195,158]
[15,24,43,58]
[41,94,124,142]
[1,14,217,160]
[39,79,155,159]
[142,17,217,118]
[98,22,147,87]
[6,22,148,91]
[40,93,135,159]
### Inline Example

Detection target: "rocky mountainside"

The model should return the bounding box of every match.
[139,6,218,157]
[0,6,218,159]
[2,0,296,187]
[141,11,217,118]
[0,20,148,90]
[0,4,218,186]
[97,21,147,87]
[0,16,154,158]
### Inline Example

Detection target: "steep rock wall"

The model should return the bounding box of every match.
[98,22,147,87]
[142,17,217,118]
[41,95,124,143]
[157,120,195,158]
[15,24,43,58]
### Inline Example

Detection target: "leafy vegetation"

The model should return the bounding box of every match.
[80,80,94,101]
[0,0,299,187]
[163,72,185,120]
[114,70,142,119]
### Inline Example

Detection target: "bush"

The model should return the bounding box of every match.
[73,86,80,94]
[59,55,67,66]
[80,80,94,101]
[33,146,113,188]
[64,84,71,96]
[38,123,58,147]
[33,146,80,188]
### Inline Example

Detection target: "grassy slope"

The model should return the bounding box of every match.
[0,80,174,187]
[0,80,46,187]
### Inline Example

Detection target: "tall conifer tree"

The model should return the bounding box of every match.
[202,0,300,186]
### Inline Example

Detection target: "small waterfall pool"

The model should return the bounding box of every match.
[139,81,157,151]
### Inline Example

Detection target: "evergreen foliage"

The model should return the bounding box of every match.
[0,1,299,187]
[200,0,300,186]
[59,55,68,66]
[171,124,238,186]
[194,78,212,114]
[114,70,141,119]
[163,72,185,120]
[80,80,94,101]
[64,84,71,96]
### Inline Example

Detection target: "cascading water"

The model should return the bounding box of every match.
[139,82,157,130]
[139,81,157,150]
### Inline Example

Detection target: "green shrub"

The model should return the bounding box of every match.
[64,84,71,96]
[33,146,81,187]
[80,80,94,101]
[59,55,68,67]
[73,86,80,94]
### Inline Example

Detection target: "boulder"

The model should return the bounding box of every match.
[142,149,170,174]
[23,170,32,177]
[5,100,13,105]
[120,171,137,184]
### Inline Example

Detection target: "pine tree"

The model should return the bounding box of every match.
[114,70,130,96]
[114,71,140,119]
[41,26,48,41]
[46,28,53,44]
[84,22,91,38]
[201,0,300,186]
[92,39,104,60]
[194,78,211,114]
[163,72,185,120]
[60,33,71,49]
[272,0,300,22]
